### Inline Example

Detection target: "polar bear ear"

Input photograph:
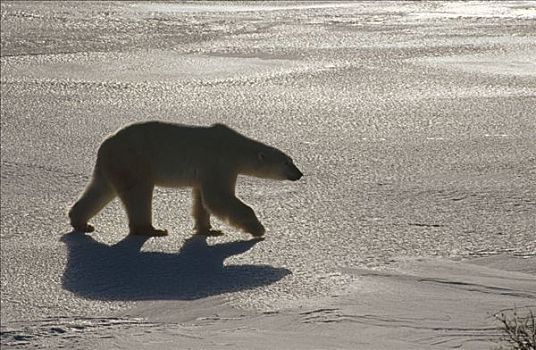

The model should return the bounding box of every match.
[258,152,266,162]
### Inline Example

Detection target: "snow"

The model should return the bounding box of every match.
[130,2,361,14]
[407,1,536,20]
[1,1,535,349]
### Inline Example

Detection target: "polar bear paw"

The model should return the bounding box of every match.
[129,226,169,237]
[194,229,224,237]
[244,221,265,237]
[72,223,95,233]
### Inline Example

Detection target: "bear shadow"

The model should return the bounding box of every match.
[61,232,290,301]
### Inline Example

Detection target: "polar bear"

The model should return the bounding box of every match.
[69,121,303,237]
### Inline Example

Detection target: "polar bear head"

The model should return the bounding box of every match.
[212,123,303,181]
[254,147,303,181]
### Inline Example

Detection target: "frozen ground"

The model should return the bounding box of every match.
[1,1,535,349]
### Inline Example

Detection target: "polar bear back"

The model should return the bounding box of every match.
[97,122,262,187]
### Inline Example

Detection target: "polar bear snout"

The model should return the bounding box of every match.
[286,163,303,181]
[288,171,303,181]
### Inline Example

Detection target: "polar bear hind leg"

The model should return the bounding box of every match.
[69,168,116,233]
[115,180,168,237]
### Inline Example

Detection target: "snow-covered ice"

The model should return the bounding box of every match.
[1,1,535,349]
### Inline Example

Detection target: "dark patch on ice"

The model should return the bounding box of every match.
[4,333,33,342]
[60,232,290,301]
[49,327,66,334]
[409,223,444,228]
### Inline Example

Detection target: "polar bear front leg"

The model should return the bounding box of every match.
[118,182,168,237]
[200,184,265,237]
[192,188,223,236]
